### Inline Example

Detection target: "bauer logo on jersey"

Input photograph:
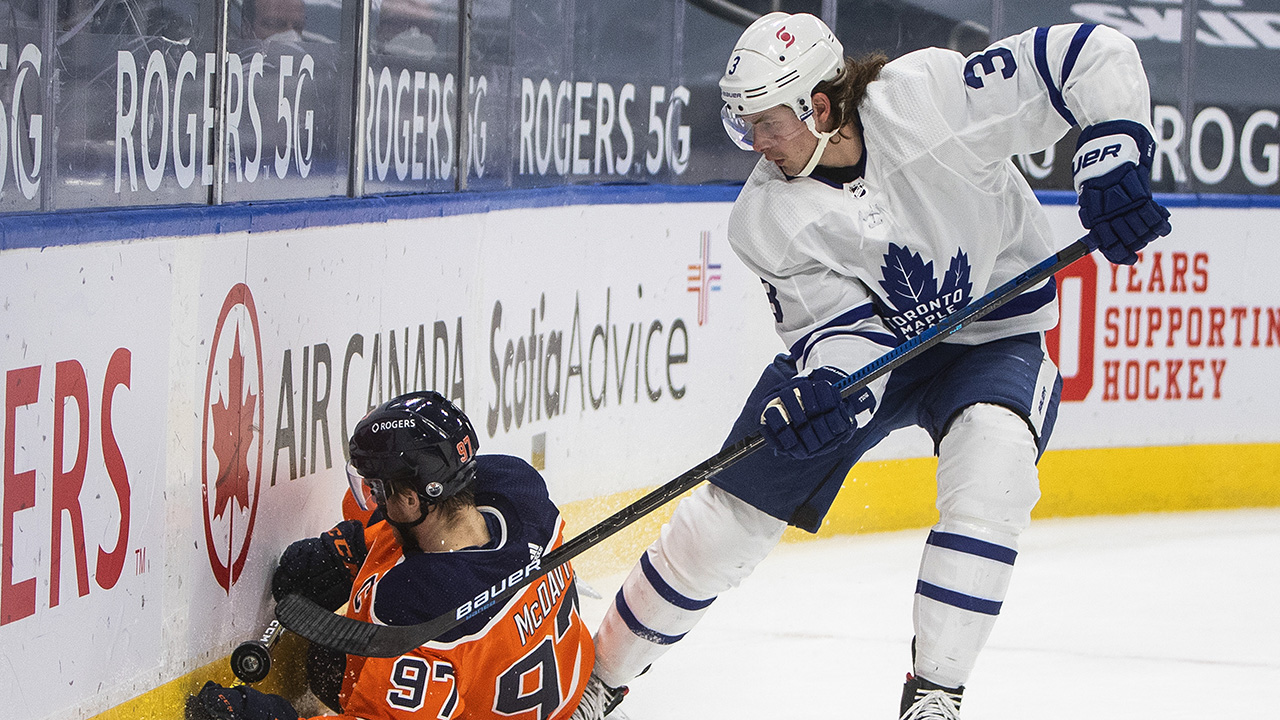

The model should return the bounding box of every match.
[877,244,973,339]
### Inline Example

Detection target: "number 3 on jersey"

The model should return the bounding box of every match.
[964,47,1016,89]
[762,280,784,323]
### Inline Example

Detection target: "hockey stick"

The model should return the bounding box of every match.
[186,620,289,720]
[276,238,1091,658]
[230,619,286,684]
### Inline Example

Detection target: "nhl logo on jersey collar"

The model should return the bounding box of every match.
[846,178,868,198]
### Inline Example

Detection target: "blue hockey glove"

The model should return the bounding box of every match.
[1073,120,1171,265]
[271,519,366,610]
[759,367,875,460]
[186,681,298,720]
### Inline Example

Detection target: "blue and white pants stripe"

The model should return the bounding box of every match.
[592,483,786,687]
[593,402,1041,691]
[912,403,1041,688]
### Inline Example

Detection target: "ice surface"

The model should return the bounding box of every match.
[577,508,1280,719]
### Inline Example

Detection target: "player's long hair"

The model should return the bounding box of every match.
[814,53,889,141]
[429,488,477,526]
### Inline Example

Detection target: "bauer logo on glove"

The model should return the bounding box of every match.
[1072,136,1138,178]
[1072,119,1172,266]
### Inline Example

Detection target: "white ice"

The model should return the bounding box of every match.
[577,507,1280,719]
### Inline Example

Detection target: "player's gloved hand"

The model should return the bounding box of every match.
[1073,119,1171,265]
[271,519,366,610]
[185,681,298,720]
[758,367,874,460]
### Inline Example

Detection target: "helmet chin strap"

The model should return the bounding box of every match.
[793,126,836,178]
[386,499,432,550]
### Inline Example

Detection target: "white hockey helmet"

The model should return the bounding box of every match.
[719,12,844,150]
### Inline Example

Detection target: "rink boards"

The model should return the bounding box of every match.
[0,188,1277,718]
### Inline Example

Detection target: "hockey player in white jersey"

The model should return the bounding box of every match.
[579,12,1171,720]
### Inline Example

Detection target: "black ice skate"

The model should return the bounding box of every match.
[899,673,964,720]
[570,672,628,720]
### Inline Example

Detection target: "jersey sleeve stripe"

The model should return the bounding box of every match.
[640,552,716,611]
[1059,24,1097,88]
[976,276,1056,322]
[797,329,898,366]
[787,303,876,358]
[1034,26,1079,126]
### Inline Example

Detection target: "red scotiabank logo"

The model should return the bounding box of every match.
[201,283,266,593]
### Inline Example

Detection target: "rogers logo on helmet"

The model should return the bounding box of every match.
[776,27,794,48]
[372,418,415,432]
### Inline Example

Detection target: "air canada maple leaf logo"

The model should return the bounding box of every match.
[210,330,257,519]
[877,243,973,339]
[201,283,265,593]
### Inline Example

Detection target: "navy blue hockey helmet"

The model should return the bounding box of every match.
[346,391,479,511]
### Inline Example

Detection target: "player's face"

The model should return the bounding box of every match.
[347,461,384,511]
[740,105,817,175]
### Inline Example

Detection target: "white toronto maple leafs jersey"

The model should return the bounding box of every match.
[729,23,1153,379]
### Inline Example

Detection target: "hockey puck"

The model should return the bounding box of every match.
[231,641,272,684]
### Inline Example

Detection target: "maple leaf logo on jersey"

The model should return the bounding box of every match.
[210,328,257,519]
[877,244,972,339]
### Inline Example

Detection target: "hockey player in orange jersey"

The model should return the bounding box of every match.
[188,391,609,720]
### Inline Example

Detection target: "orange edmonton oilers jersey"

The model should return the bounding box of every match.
[313,455,593,720]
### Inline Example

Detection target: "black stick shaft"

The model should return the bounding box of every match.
[277,239,1090,657]
[517,239,1090,600]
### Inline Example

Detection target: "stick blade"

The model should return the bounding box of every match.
[275,593,428,658]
